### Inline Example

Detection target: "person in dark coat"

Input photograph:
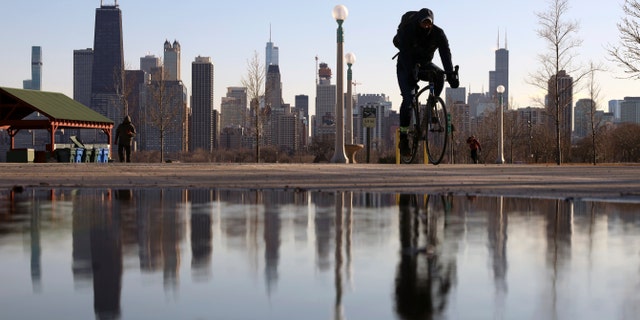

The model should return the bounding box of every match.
[466,135,482,164]
[115,115,136,163]
[394,8,459,156]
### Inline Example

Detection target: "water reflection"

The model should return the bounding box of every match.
[0,188,639,319]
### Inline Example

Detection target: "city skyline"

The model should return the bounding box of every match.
[1,1,637,118]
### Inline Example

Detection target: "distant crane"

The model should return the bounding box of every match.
[352,81,363,96]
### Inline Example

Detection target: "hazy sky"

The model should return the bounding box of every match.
[1,0,637,117]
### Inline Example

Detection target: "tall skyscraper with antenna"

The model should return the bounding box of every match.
[489,31,509,102]
[90,1,124,123]
[265,26,279,74]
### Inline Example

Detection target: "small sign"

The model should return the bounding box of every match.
[363,107,376,128]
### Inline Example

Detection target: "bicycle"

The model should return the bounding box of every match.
[400,65,459,165]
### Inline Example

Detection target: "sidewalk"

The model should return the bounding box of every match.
[1,163,639,201]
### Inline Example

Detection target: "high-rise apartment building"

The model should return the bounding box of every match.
[609,99,623,121]
[221,87,247,129]
[489,34,509,101]
[23,46,42,90]
[547,70,574,160]
[164,40,181,81]
[190,56,215,152]
[73,49,93,107]
[445,87,466,105]
[90,3,124,126]
[314,62,336,139]
[140,54,161,82]
[574,98,595,138]
[620,97,640,124]
[295,95,309,120]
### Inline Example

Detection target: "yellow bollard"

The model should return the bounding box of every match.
[423,140,428,165]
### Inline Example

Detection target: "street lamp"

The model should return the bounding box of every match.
[496,85,505,164]
[345,52,356,145]
[330,4,348,163]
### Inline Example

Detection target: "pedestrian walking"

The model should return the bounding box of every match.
[115,115,136,163]
[466,135,481,164]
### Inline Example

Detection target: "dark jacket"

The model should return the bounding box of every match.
[395,8,454,73]
[115,116,136,146]
[467,137,481,151]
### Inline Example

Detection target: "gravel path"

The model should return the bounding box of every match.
[1,163,639,201]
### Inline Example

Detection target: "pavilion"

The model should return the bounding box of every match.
[0,87,114,153]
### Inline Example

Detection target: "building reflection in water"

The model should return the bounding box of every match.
[187,189,216,281]
[73,190,124,319]
[1,188,639,320]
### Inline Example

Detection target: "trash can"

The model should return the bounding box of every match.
[98,148,110,163]
[87,148,98,162]
[74,148,84,163]
[56,148,71,162]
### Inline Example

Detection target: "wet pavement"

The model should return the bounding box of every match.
[1,188,639,320]
[1,163,639,200]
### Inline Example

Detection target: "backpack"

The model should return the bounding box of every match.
[393,11,418,48]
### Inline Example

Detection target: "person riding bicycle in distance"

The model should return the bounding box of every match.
[393,8,459,156]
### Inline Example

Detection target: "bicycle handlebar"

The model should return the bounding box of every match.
[412,64,460,82]
[447,65,459,81]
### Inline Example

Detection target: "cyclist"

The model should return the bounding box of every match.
[393,8,459,156]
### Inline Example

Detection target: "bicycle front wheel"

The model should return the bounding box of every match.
[425,96,448,165]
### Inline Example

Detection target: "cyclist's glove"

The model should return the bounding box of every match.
[447,76,459,89]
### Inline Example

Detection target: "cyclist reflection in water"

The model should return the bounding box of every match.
[395,194,457,319]
[393,8,458,156]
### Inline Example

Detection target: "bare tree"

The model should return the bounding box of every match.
[241,51,266,162]
[585,62,606,165]
[529,0,584,165]
[145,69,184,163]
[608,0,640,79]
[113,62,136,118]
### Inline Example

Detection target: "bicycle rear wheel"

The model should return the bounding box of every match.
[425,96,448,165]
[400,103,421,164]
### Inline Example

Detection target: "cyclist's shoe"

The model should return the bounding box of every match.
[399,134,411,156]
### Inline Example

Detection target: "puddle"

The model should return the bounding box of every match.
[0,188,639,319]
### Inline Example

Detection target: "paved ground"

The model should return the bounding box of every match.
[1,163,639,201]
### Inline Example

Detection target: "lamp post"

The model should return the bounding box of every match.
[330,4,348,163]
[496,85,505,164]
[345,52,356,145]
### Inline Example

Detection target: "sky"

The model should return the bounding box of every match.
[1,0,637,118]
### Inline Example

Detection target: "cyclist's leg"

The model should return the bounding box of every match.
[397,60,417,130]
[420,63,445,96]
[396,60,417,156]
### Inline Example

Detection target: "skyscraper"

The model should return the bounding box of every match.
[265,30,279,74]
[190,56,215,152]
[23,46,42,90]
[489,32,509,101]
[295,95,309,146]
[314,62,336,139]
[266,65,283,109]
[548,70,574,160]
[620,97,640,124]
[74,49,93,107]
[164,40,181,81]
[140,54,161,81]
[90,2,124,123]
[221,87,247,129]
